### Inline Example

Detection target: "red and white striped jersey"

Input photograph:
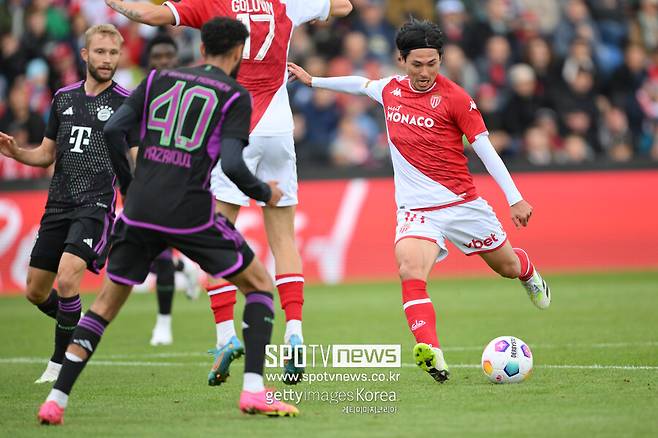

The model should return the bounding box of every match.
[363,74,489,210]
[164,0,330,135]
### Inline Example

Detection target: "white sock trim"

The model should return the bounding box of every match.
[46,388,69,408]
[403,298,432,310]
[64,352,84,363]
[207,285,238,296]
[275,276,305,286]
[243,372,265,393]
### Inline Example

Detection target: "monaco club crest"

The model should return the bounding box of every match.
[430,95,442,109]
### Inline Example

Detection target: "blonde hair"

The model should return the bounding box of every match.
[84,24,124,48]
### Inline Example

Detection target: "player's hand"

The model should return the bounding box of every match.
[0,131,18,159]
[510,200,533,229]
[287,62,312,86]
[266,181,283,207]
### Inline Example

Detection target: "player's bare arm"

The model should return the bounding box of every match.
[0,132,56,168]
[105,0,174,25]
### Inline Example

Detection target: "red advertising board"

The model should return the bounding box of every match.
[1,170,657,294]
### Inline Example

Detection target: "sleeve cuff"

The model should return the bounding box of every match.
[163,1,180,26]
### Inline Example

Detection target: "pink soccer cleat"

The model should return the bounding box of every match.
[239,389,299,417]
[38,400,64,425]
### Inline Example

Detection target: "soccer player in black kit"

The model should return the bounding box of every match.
[0,24,133,385]
[38,17,299,424]
[139,34,202,346]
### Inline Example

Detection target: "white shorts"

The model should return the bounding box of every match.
[394,197,507,263]
[211,135,298,207]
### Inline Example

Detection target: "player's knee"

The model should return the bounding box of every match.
[56,269,79,295]
[25,273,48,305]
[398,262,425,281]
[237,266,274,293]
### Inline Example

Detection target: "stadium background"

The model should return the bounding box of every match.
[1,0,658,292]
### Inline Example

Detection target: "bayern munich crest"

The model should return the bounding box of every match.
[430,95,442,109]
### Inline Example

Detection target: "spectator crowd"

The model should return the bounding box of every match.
[2,0,658,180]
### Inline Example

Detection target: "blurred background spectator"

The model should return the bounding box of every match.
[2,0,658,181]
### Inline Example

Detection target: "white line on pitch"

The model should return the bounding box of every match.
[71,340,658,360]
[1,358,657,371]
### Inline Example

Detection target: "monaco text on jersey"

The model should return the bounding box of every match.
[386,105,435,128]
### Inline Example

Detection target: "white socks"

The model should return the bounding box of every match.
[284,320,303,344]
[242,372,265,393]
[216,320,237,348]
[46,388,69,408]
[156,314,172,328]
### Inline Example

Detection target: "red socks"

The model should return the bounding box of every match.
[514,248,535,281]
[208,283,237,324]
[401,279,440,348]
[275,274,304,321]
[208,274,304,324]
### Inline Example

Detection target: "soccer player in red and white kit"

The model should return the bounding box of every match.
[105,0,353,384]
[288,19,551,382]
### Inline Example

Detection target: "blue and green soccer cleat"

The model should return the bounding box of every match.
[413,343,450,383]
[207,336,244,386]
[283,334,305,385]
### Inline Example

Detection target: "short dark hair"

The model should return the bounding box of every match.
[396,19,444,60]
[201,17,249,57]
[146,33,178,56]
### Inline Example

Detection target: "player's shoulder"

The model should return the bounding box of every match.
[53,80,84,99]
[110,82,132,99]
[377,75,403,90]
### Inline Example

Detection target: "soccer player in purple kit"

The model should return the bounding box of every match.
[0,24,134,385]
[37,17,300,424]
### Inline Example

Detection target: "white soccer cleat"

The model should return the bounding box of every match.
[35,361,62,384]
[522,270,551,309]
[150,315,173,346]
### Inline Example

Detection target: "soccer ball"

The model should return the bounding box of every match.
[481,336,533,384]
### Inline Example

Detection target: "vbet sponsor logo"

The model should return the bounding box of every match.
[265,344,401,369]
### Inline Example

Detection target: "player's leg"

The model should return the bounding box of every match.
[38,278,134,425]
[207,157,251,353]
[257,135,305,383]
[172,224,297,416]
[45,208,113,377]
[28,212,73,383]
[206,200,241,356]
[25,268,58,318]
[38,219,162,425]
[395,236,450,383]
[150,249,176,346]
[26,267,61,383]
[227,258,298,416]
[51,252,87,369]
[446,197,551,309]
[479,242,551,309]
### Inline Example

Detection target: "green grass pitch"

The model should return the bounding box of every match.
[1,271,657,437]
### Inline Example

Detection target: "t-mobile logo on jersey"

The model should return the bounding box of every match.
[464,233,499,249]
[69,126,92,153]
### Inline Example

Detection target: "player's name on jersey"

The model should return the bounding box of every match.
[231,0,274,15]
